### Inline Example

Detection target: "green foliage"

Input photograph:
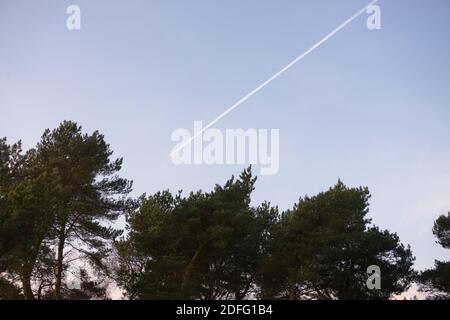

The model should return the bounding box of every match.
[0,278,23,300]
[420,213,450,299]
[0,122,432,300]
[116,168,276,299]
[433,213,450,249]
[0,138,26,265]
[117,177,415,300]
[0,121,133,299]
[421,261,450,299]
[257,181,415,300]
[0,137,58,299]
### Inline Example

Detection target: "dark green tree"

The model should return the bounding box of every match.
[0,278,22,300]
[1,124,421,300]
[33,121,133,299]
[1,121,133,299]
[0,138,56,299]
[0,138,15,265]
[116,168,275,299]
[0,139,21,300]
[258,181,415,300]
[420,213,450,299]
[433,213,450,249]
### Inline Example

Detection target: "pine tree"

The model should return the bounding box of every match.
[116,167,275,299]
[420,213,450,299]
[33,121,133,299]
[257,181,415,300]
[0,138,56,299]
[1,122,133,299]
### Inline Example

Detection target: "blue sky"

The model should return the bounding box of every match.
[1,0,450,271]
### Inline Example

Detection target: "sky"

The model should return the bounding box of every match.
[1,0,450,274]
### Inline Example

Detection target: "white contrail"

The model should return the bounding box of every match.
[171,0,379,156]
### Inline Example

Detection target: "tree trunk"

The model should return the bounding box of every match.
[54,234,65,299]
[20,243,42,300]
[21,271,34,300]
[181,239,208,297]
[288,275,296,300]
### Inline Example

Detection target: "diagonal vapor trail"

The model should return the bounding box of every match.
[171,0,380,156]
